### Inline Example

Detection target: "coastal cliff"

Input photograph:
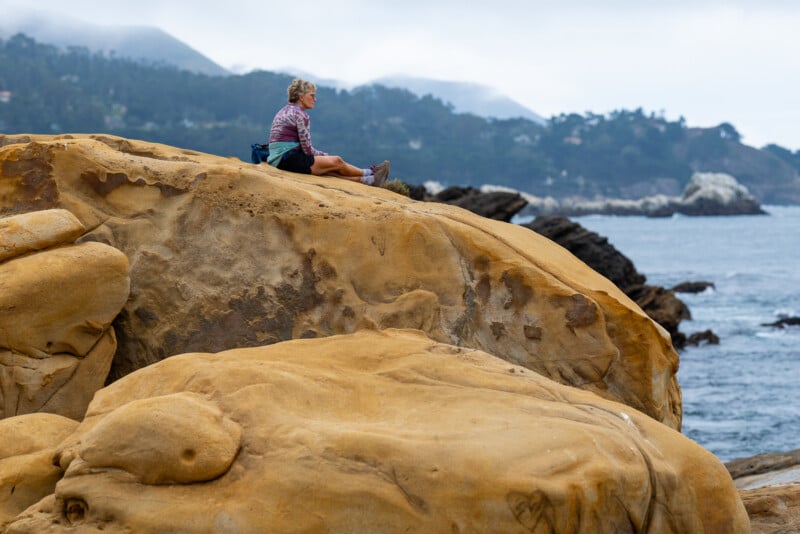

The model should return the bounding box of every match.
[0,133,681,427]
[0,134,752,532]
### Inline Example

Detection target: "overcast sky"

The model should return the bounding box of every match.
[5,0,800,149]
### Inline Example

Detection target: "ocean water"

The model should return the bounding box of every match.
[517,206,800,462]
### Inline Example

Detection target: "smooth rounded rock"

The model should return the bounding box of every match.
[0,209,85,262]
[4,330,749,533]
[70,392,242,485]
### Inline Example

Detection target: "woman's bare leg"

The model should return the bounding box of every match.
[311,155,364,182]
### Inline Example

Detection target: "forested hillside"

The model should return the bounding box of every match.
[2,33,799,203]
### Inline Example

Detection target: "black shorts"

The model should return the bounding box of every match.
[277,148,315,174]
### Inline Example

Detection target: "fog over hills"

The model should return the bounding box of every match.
[0,9,229,76]
[371,76,546,124]
[279,70,546,124]
[1,8,546,124]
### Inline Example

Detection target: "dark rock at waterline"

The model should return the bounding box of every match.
[431,186,528,222]
[686,329,720,346]
[522,215,645,291]
[405,183,430,201]
[525,215,699,349]
[672,281,716,293]
[762,316,800,328]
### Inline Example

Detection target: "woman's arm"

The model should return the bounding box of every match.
[295,108,326,156]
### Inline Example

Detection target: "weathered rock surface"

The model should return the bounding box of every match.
[727,449,800,533]
[2,330,749,533]
[0,209,84,262]
[739,484,800,534]
[0,413,78,527]
[0,134,682,428]
[524,215,697,349]
[0,209,130,420]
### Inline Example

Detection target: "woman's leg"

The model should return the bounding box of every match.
[310,155,364,182]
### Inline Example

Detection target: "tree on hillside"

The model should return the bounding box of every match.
[2,33,797,203]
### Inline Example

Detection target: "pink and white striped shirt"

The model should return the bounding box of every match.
[268,103,326,156]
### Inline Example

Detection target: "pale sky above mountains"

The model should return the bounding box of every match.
[5,0,800,150]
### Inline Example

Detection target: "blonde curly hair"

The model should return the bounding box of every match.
[287,78,316,103]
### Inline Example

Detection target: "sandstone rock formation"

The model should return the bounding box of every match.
[2,330,749,533]
[0,413,78,528]
[727,449,800,533]
[524,215,697,349]
[0,209,130,420]
[0,134,682,428]
[739,484,800,534]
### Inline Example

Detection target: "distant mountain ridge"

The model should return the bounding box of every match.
[0,9,229,76]
[2,12,544,123]
[2,33,799,204]
[271,71,546,124]
[371,76,546,123]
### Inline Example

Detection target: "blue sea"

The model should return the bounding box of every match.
[518,206,800,462]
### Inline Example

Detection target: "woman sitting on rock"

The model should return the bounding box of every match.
[267,78,390,186]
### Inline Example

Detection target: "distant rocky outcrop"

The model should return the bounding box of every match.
[685,329,720,346]
[762,316,800,328]
[0,209,130,420]
[513,171,766,217]
[0,133,682,429]
[672,281,716,293]
[664,172,766,216]
[523,215,700,349]
[1,331,749,533]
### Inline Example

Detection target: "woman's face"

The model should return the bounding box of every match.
[298,91,316,110]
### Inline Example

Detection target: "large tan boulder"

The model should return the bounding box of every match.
[3,330,748,533]
[0,134,680,428]
[0,209,130,420]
